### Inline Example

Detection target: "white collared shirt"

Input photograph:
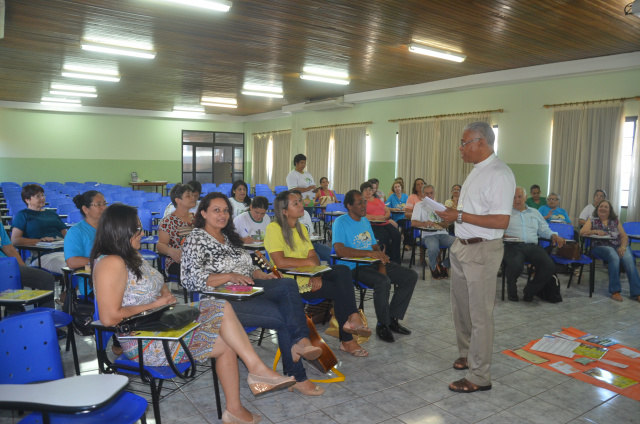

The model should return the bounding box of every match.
[455,153,516,240]
[286,169,316,200]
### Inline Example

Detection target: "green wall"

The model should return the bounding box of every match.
[2,67,640,193]
[0,109,243,185]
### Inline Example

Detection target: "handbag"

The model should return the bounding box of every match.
[116,304,200,334]
[318,196,334,207]
[555,243,580,261]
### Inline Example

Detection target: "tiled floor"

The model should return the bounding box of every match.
[2,260,639,424]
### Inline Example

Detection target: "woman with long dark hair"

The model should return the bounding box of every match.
[92,204,295,424]
[181,193,326,396]
[265,191,372,358]
[229,180,251,219]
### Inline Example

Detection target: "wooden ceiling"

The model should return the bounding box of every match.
[1,0,639,116]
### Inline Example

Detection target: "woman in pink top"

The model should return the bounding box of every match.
[404,178,426,220]
[314,177,337,203]
[361,181,401,264]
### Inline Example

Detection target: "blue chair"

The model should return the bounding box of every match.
[158,254,188,303]
[145,192,162,202]
[92,297,221,423]
[56,203,76,216]
[323,203,347,241]
[138,208,159,248]
[274,185,287,194]
[124,196,146,208]
[66,210,83,225]
[0,257,80,376]
[549,223,592,289]
[335,193,345,203]
[0,311,147,423]
[622,221,640,259]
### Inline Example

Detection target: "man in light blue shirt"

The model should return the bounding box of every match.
[504,187,566,302]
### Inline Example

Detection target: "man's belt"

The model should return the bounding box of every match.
[458,237,486,245]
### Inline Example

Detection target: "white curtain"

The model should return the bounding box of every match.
[397,113,490,200]
[251,134,269,186]
[270,130,291,189]
[626,106,640,221]
[333,126,367,194]
[305,128,332,186]
[550,103,624,221]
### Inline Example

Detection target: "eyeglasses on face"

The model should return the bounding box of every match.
[32,194,46,199]
[90,202,108,207]
[460,137,481,148]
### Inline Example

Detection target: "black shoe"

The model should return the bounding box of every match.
[430,268,441,280]
[523,293,534,302]
[376,324,395,343]
[390,318,411,335]
[508,294,519,302]
[56,329,67,340]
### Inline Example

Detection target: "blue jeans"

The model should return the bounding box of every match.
[313,242,332,263]
[232,278,310,382]
[421,233,456,271]
[592,246,640,297]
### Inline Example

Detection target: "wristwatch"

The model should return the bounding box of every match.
[457,211,463,224]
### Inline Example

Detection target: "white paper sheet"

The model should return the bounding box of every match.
[549,361,579,374]
[615,347,640,359]
[531,335,580,358]
[423,196,447,212]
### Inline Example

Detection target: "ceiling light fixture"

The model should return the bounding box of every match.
[81,40,156,59]
[157,0,232,12]
[408,43,466,62]
[201,97,237,108]
[41,97,82,107]
[50,83,96,93]
[50,90,97,98]
[241,85,283,99]
[173,106,206,114]
[62,65,120,82]
[300,66,350,85]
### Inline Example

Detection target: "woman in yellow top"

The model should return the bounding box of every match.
[264,191,371,357]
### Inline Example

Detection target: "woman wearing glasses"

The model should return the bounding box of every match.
[11,184,67,274]
[64,190,108,270]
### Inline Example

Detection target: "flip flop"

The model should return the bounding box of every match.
[448,378,491,393]
[453,357,468,370]
[339,342,368,357]
[612,292,623,302]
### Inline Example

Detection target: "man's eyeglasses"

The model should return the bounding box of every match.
[32,194,46,199]
[460,137,481,148]
[90,202,108,207]
[548,198,559,201]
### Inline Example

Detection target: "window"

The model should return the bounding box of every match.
[620,116,637,207]
[365,134,370,179]
[493,125,499,154]
[266,138,274,182]
[182,130,245,184]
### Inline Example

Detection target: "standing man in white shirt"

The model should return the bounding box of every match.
[286,154,316,214]
[436,122,515,394]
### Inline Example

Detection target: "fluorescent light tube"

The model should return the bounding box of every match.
[302,66,349,79]
[157,0,232,12]
[41,97,81,104]
[241,90,283,99]
[50,90,97,98]
[50,83,96,93]
[62,65,120,82]
[41,102,83,107]
[300,74,349,85]
[201,102,238,108]
[408,43,466,62]
[201,96,237,105]
[173,106,205,113]
[81,41,156,59]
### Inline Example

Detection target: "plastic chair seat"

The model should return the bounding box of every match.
[115,356,192,379]
[17,391,147,424]
[141,235,159,244]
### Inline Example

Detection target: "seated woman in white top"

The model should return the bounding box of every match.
[233,196,270,243]
[229,180,251,219]
[578,189,607,226]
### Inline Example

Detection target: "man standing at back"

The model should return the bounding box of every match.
[286,153,316,214]
[436,122,515,393]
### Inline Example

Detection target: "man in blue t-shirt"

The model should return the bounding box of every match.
[332,190,418,343]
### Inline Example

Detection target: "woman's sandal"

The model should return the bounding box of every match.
[342,323,372,337]
[448,378,491,393]
[612,292,624,302]
[453,357,468,370]
[339,342,369,357]
[288,381,325,396]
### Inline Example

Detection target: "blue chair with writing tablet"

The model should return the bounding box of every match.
[0,311,148,423]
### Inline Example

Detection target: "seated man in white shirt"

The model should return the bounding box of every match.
[504,187,566,302]
[578,189,607,226]
[286,154,316,212]
[411,185,456,280]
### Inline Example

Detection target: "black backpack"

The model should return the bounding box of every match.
[538,275,563,303]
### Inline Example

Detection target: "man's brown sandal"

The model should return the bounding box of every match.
[453,357,468,370]
[449,378,491,393]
